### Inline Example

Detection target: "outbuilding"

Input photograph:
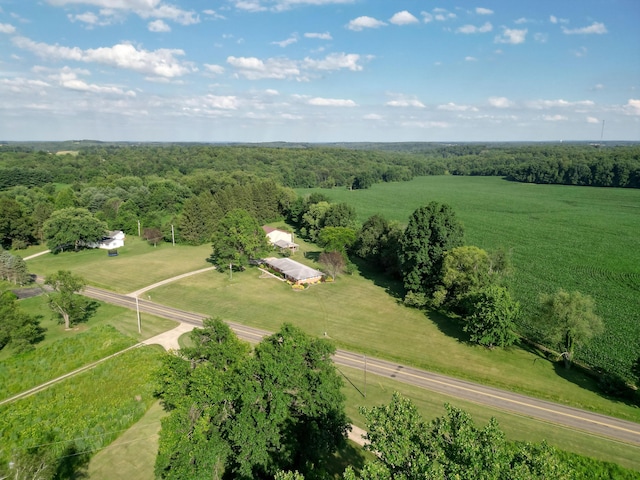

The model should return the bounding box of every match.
[263,257,324,285]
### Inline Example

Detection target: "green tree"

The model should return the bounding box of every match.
[539,289,604,368]
[0,198,34,249]
[399,202,464,304]
[43,208,107,252]
[0,250,31,285]
[178,192,222,245]
[155,321,349,479]
[465,285,520,348]
[209,209,269,272]
[319,251,347,279]
[0,291,44,353]
[347,393,570,480]
[44,270,92,330]
[318,226,357,254]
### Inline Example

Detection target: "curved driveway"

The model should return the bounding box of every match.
[82,285,640,447]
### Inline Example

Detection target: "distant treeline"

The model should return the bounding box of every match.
[1,142,639,191]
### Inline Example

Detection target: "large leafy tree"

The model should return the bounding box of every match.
[0,197,35,249]
[0,250,31,285]
[0,291,45,353]
[317,226,356,254]
[464,285,520,348]
[399,202,464,304]
[44,270,92,329]
[539,289,604,368]
[43,207,107,252]
[155,320,349,480]
[209,209,270,271]
[345,393,570,480]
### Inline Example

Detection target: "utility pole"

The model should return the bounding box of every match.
[171,224,175,246]
[136,297,141,334]
[364,354,367,398]
[137,219,141,237]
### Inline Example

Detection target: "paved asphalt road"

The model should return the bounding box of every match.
[83,286,640,447]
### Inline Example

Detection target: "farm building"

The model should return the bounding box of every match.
[89,230,126,250]
[263,257,324,285]
[262,226,299,253]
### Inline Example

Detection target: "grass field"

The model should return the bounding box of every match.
[24,236,211,293]
[297,176,640,381]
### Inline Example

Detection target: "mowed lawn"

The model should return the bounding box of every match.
[147,261,640,425]
[24,237,212,293]
[297,176,640,382]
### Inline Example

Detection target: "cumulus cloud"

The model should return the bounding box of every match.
[586,116,600,124]
[204,64,225,76]
[307,97,356,107]
[363,113,383,120]
[12,37,195,78]
[230,0,355,13]
[49,67,136,96]
[549,15,568,24]
[148,19,171,32]
[494,28,527,44]
[389,11,419,26]
[488,96,513,108]
[226,52,366,80]
[562,22,607,35]
[437,102,478,112]
[385,93,425,108]
[543,114,568,121]
[347,16,386,31]
[476,7,493,15]
[457,22,492,34]
[623,99,640,115]
[272,35,298,47]
[48,0,199,25]
[0,23,16,34]
[304,32,332,40]
[527,99,594,109]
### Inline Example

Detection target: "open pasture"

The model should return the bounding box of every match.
[24,237,211,294]
[297,176,640,381]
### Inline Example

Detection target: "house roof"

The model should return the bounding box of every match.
[264,257,324,281]
[273,239,299,249]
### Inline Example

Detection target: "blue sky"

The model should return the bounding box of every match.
[1,0,638,142]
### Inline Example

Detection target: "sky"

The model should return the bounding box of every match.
[0,0,639,143]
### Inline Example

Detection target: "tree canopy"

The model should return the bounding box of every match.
[43,207,107,252]
[44,270,93,330]
[399,202,464,304]
[208,209,270,271]
[155,320,349,480]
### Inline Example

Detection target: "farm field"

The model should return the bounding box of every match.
[297,176,640,382]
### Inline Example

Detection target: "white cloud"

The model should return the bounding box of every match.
[465,56,477,62]
[457,22,492,34]
[385,93,425,108]
[48,0,199,26]
[0,23,16,34]
[363,113,383,120]
[572,46,588,58]
[543,114,568,121]
[437,103,478,112]
[303,52,365,71]
[562,22,607,35]
[347,16,386,31]
[534,32,548,43]
[488,96,513,108]
[202,9,225,20]
[623,99,640,116]
[233,1,266,12]
[12,37,195,78]
[494,28,527,44]
[307,97,356,107]
[432,8,456,22]
[204,64,225,76]
[148,19,170,32]
[230,0,355,13]
[401,120,449,129]
[272,35,298,47]
[586,116,599,124]
[550,15,569,24]
[0,77,51,94]
[49,67,136,96]
[476,7,493,15]
[202,94,238,110]
[304,32,332,40]
[389,11,419,26]
[227,56,301,80]
[527,99,594,109]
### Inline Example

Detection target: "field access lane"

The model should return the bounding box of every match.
[82,286,640,447]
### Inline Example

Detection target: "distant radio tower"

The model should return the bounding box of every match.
[600,119,605,143]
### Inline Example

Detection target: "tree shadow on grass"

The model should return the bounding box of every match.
[53,444,90,480]
[552,362,640,409]
[425,308,472,345]
[303,250,322,262]
[350,258,405,300]
[327,440,368,478]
